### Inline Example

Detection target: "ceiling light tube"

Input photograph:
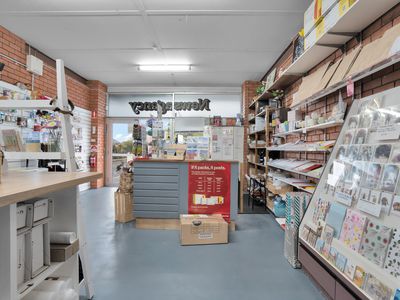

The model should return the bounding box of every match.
[138,65,191,71]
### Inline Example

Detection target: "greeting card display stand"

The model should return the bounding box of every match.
[299,86,400,300]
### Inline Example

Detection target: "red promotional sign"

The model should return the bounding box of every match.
[188,162,231,222]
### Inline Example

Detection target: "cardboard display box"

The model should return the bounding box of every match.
[180,214,228,246]
[114,190,134,223]
[50,239,80,262]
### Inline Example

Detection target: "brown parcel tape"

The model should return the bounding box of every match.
[114,190,134,223]
[50,239,79,262]
[180,214,228,246]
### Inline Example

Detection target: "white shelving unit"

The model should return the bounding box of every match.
[271,0,399,80]
[0,172,100,300]
[268,163,322,180]
[273,120,344,138]
[268,174,315,194]
[0,100,54,110]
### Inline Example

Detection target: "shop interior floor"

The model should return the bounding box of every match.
[79,188,324,300]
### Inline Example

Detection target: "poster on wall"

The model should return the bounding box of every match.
[188,162,231,222]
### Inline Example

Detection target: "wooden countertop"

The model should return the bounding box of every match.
[134,159,239,163]
[0,171,102,208]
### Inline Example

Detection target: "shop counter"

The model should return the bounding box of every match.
[133,160,238,221]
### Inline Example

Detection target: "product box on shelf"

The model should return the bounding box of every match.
[23,198,54,225]
[288,110,303,123]
[50,239,80,262]
[17,230,32,288]
[30,222,50,278]
[17,204,33,234]
[180,214,228,246]
[305,0,356,50]
[304,0,338,36]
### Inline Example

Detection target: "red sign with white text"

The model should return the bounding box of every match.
[188,162,231,222]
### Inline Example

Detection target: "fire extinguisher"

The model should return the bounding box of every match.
[89,154,97,169]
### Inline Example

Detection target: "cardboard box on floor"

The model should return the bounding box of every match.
[180,214,228,246]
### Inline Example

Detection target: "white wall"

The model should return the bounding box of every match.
[107,91,241,118]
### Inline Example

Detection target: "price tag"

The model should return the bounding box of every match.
[347,78,354,97]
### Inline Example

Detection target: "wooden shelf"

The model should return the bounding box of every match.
[0,100,54,110]
[273,120,344,137]
[269,0,399,90]
[0,171,102,208]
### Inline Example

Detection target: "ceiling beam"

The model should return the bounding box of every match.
[0,9,304,17]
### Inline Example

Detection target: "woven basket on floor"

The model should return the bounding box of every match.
[119,171,133,193]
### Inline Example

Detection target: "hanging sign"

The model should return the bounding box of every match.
[129,98,211,115]
[188,162,231,222]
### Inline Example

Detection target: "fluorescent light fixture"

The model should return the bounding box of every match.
[138,64,191,71]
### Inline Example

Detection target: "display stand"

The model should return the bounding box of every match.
[299,87,400,299]
[0,60,95,299]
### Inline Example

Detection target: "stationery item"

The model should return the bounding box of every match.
[364,163,383,189]
[321,225,335,245]
[325,203,347,238]
[359,220,392,267]
[354,129,368,144]
[374,144,393,163]
[353,266,366,288]
[391,195,400,217]
[364,274,393,300]
[328,247,338,264]
[301,225,311,240]
[380,164,400,193]
[390,144,400,164]
[394,289,400,300]
[1,129,23,151]
[315,238,325,253]
[358,145,375,162]
[380,192,394,215]
[312,198,330,225]
[344,130,355,145]
[384,228,400,278]
[344,260,356,280]
[336,253,347,272]
[339,209,368,252]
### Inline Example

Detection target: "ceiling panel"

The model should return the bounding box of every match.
[0,0,309,88]
[0,0,138,11]
[0,15,151,50]
[143,0,310,11]
[151,15,303,50]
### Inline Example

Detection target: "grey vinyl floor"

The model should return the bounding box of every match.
[79,187,325,300]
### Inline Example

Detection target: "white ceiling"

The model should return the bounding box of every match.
[0,0,310,88]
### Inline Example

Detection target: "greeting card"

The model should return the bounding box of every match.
[325,203,347,238]
[336,253,347,272]
[353,266,366,288]
[312,198,330,225]
[359,220,392,267]
[364,274,393,300]
[344,260,356,279]
[380,192,394,215]
[394,289,400,300]
[315,238,325,253]
[384,228,400,278]
[391,195,400,217]
[339,209,368,252]
[328,247,338,264]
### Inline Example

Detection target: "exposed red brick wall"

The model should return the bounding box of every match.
[88,81,107,188]
[0,25,106,187]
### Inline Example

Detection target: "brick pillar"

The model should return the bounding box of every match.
[88,80,107,188]
[240,81,261,211]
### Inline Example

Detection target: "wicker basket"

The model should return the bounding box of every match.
[119,171,133,193]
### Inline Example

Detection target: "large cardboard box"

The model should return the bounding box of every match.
[180,214,228,246]
[114,190,134,223]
